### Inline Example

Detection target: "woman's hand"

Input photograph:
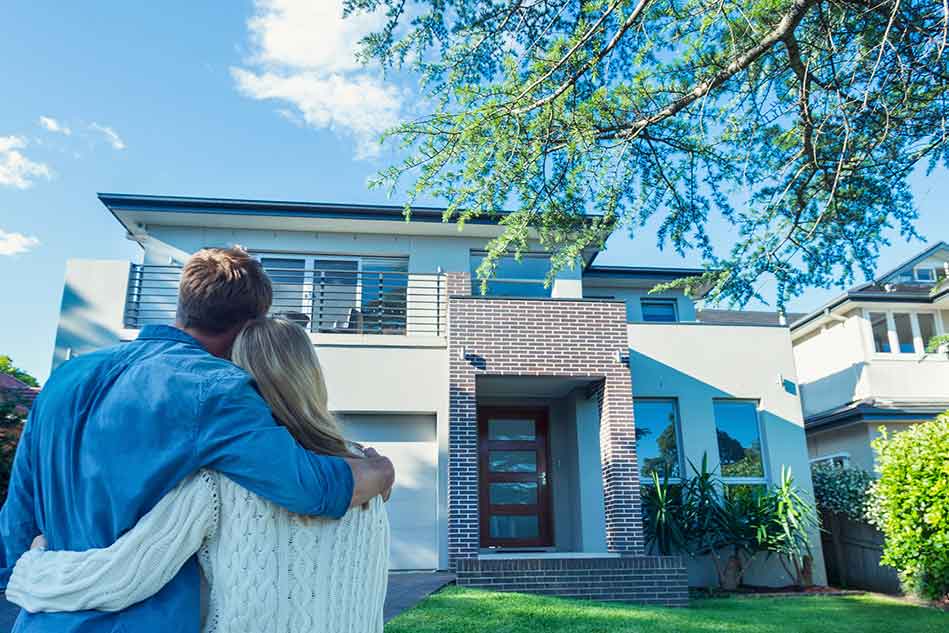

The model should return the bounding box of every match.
[361,447,393,502]
[30,535,47,550]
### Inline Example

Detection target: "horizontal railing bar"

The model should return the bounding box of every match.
[131,265,442,278]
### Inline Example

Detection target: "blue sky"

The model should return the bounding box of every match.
[1,1,947,383]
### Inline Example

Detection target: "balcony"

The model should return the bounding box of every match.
[123,264,446,336]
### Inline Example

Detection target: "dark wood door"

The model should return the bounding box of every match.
[478,407,552,548]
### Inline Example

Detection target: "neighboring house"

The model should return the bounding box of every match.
[50,193,825,601]
[790,242,949,472]
[0,373,38,413]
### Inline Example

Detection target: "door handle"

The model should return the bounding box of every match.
[539,472,547,486]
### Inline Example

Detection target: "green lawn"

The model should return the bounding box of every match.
[385,586,947,633]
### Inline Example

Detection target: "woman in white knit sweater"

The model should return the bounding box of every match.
[6,318,390,633]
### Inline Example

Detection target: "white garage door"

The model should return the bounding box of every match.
[339,414,438,570]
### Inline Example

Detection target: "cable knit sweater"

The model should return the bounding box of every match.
[6,469,390,633]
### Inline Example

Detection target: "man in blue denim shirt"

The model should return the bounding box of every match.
[0,247,395,632]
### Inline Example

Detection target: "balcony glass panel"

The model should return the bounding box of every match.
[870,312,891,353]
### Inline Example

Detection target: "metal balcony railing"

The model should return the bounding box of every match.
[124,264,446,336]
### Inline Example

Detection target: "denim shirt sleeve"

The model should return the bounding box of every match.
[0,410,39,588]
[193,371,354,518]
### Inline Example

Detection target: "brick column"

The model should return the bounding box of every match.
[598,363,645,555]
[446,272,479,567]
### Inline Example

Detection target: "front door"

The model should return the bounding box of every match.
[478,407,552,548]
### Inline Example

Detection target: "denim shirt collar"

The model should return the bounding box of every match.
[136,324,206,349]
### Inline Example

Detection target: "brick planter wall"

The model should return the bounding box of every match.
[456,556,688,606]
[446,272,644,566]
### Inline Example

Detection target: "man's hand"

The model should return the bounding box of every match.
[30,535,47,550]
[345,449,395,508]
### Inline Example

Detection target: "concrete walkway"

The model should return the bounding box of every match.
[384,572,456,622]
[1,572,455,630]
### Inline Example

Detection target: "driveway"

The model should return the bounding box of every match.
[1,572,454,630]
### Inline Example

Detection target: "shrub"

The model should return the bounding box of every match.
[0,389,28,505]
[810,462,873,521]
[926,334,949,354]
[868,414,949,601]
[643,456,818,589]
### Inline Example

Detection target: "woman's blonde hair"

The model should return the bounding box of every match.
[232,318,351,457]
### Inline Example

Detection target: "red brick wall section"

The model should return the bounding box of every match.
[446,272,644,567]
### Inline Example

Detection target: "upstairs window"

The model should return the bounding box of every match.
[867,310,944,355]
[893,313,915,353]
[640,299,679,323]
[919,313,937,349]
[470,252,551,297]
[915,267,936,283]
[870,312,891,353]
[259,254,409,333]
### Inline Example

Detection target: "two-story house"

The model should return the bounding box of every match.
[50,193,825,601]
[790,242,949,472]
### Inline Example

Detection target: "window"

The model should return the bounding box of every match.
[867,310,944,355]
[634,400,682,481]
[919,313,937,350]
[870,312,891,353]
[641,299,679,323]
[713,400,766,484]
[258,254,409,333]
[915,267,936,282]
[810,453,850,468]
[312,258,360,331]
[893,313,915,353]
[261,257,308,322]
[470,252,551,297]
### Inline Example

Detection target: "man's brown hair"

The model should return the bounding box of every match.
[176,247,272,334]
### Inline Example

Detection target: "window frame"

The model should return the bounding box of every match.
[640,298,679,323]
[712,399,769,488]
[469,251,552,298]
[809,452,851,468]
[253,252,410,330]
[863,308,945,357]
[634,398,686,484]
[914,267,937,282]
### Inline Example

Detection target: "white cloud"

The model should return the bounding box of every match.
[38,116,71,135]
[0,136,53,189]
[89,123,126,150]
[233,0,402,158]
[0,228,40,256]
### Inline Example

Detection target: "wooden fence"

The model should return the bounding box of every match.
[820,510,901,594]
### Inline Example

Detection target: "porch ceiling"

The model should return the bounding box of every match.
[476,375,599,399]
